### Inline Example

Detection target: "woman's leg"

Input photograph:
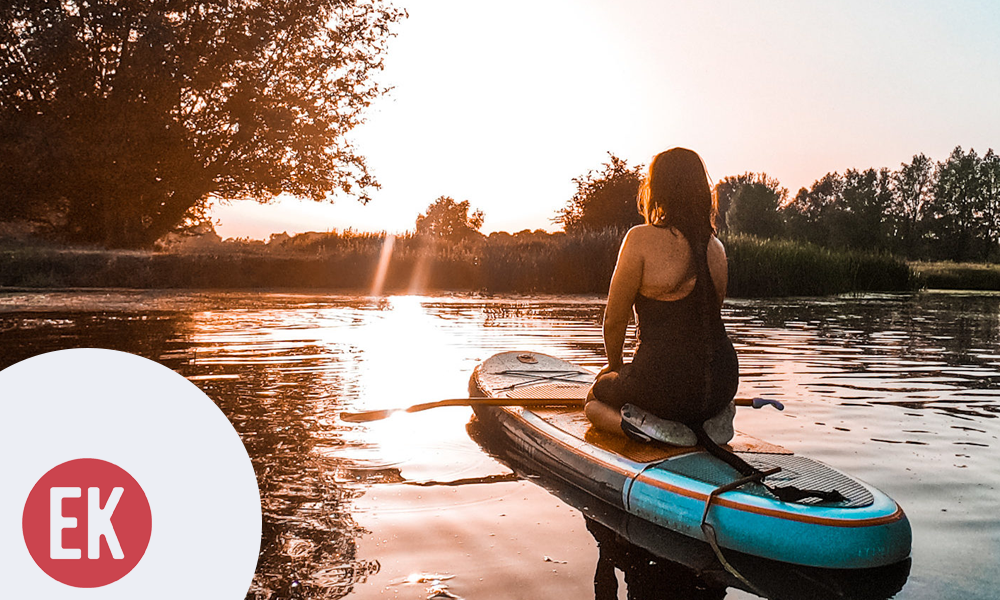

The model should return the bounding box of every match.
[585,399,627,434]
[586,369,700,446]
[585,371,628,434]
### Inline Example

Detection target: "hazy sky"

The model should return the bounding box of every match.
[213,0,1000,240]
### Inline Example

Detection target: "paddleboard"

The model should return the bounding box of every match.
[469,351,911,569]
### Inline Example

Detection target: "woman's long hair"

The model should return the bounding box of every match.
[637,147,717,251]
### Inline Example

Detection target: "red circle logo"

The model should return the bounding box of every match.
[22,458,153,588]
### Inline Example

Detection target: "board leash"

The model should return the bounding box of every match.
[693,424,846,598]
[699,467,781,598]
[693,426,847,504]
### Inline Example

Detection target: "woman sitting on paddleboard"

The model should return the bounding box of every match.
[585,147,738,446]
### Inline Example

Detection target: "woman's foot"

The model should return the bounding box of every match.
[703,401,736,445]
[620,404,698,447]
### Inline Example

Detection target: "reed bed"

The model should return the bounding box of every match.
[910,261,1000,291]
[723,235,917,297]
[1,230,917,297]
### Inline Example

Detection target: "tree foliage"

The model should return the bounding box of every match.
[782,172,843,247]
[556,153,644,232]
[415,196,485,241]
[554,146,1000,261]
[783,169,897,251]
[831,168,893,250]
[776,147,1000,260]
[716,173,786,238]
[714,173,756,233]
[0,0,405,247]
[925,147,1000,261]
[888,154,934,257]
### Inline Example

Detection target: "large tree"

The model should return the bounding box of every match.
[415,196,485,241]
[716,173,786,238]
[781,172,843,246]
[889,153,935,257]
[830,167,893,250]
[556,153,644,232]
[0,0,405,248]
[925,147,995,261]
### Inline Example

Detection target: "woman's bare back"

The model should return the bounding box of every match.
[626,225,728,303]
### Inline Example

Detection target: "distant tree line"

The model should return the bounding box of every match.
[557,147,1000,262]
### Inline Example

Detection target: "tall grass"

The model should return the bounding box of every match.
[1,230,917,296]
[474,229,624,293]
[724,234,917,297]
[910,261,1000,291]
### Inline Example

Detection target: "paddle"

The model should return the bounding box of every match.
[339,396,783,423]
[339,398,585,423]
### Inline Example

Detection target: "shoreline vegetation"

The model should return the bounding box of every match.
[909,261,1000,292]
[0,230,941,297]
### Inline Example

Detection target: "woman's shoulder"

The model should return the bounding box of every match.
[620,224,651,248]
[630,226,723,252]
[708,234,726,256]
[622,225,689,264]
[625,224,683,243]
[624,224,653,237]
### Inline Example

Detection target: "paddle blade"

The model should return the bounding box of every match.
[735,397,785,411]
[340,408,399,423]
[751,398,785,411]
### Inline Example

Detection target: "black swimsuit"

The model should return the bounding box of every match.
[600,245,739,425]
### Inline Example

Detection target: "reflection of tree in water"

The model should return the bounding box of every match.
[729,294,1000,367]
[727,294,1000,421]
[0,308,377,599]
[0,311,186,369]
[587,518,726,600]
[178,332,376,599]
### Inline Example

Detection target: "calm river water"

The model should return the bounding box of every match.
[1,290,997,599]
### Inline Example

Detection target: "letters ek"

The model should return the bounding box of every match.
[23,458,152,588]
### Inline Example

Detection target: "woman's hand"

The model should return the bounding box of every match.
[597,364,620,378]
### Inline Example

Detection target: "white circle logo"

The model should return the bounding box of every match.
[0,349,261,598]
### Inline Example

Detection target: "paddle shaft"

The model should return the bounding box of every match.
[339,397,584,422]
[339,396,780,423]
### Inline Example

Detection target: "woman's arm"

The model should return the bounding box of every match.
[708,235,728,306]
[603,229,644,371]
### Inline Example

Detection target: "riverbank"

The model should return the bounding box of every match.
[909,261,1000,292]
[0,232,917,297]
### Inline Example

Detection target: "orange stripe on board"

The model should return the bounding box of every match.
[633,472,907,528]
